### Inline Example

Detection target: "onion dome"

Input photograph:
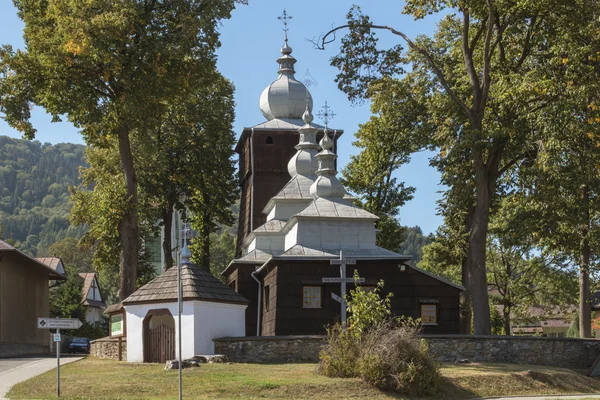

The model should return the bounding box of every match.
[287,105,320,178]
[259,38,313,120]
[309,129,347,198]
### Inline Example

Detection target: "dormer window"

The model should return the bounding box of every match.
[266,136,273,145]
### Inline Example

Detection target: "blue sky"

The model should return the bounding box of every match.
[0,1,445,235]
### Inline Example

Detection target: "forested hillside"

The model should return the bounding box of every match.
[0,135,87,256]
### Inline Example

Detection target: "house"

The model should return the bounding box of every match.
[0,239,65,356]
[224,33,463,337]
[122,245,248,363]
[36,258,107,326]
[79,272,106,325]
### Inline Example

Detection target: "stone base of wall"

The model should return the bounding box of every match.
[214,336,326,363]
[214,335,600,369]
[0,342,49,358]
[90,337,127,361]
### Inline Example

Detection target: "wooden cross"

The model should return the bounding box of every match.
[330,250,356,330]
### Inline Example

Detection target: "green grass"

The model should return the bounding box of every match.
[7,357,600,399]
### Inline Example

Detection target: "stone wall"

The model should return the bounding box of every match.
[424,335,600,368]
[90,337,127,361]
[214,336,325,363]
[214,335,600,368]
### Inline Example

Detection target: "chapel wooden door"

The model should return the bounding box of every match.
[147,324,175,363]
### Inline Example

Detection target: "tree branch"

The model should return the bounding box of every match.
[315,24,472,118]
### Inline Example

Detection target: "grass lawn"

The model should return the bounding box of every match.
[8,357,600,400]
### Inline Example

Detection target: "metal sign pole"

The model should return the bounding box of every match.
[56,328,60,397]
[340,250,347,331]
[178,247,182,400]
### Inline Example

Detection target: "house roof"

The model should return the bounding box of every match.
[0,239,65,280]
[36,257,65,276]
[123,262,249,306]
[104,302,124,315]
[79,272,106,309]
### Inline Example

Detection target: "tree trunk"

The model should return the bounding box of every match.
[202,210,211,271]
[579,186,591,338]
[162,207,174,270]
[459,255,472,334]
[469,156,492,335]
[117,125,139,300]
[502,304,511,336]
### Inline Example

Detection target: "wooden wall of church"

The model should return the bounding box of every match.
[268,259,461,336]
[226,264,259,337]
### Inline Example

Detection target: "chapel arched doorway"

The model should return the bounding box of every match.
[143,309,175,363]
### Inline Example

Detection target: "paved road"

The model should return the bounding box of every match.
[0,356,82,400]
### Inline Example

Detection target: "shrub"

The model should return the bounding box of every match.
[317,323,360,378]
[358,321,440,395]
[318,273,441,396]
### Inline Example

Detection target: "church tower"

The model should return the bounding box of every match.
[235,20,342,257]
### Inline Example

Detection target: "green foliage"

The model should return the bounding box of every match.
[0,136,86,256]
[49,265,85,320]
[47,237,93,273]
[318,324,361,378]
[567,314,580,338]
[398,226,432,265]
[209,230,236,282]
[346,271,392,337]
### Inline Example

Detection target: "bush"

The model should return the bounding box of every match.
[317,324,360,378]
[318,272,441,396]
[358,321,440,395]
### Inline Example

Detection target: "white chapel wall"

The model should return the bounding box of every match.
[192,301,246,355]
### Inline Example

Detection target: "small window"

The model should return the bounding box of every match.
[228,280,236,291]
[303,286,322,308]
[264,285,270,311]
[266,136,273,144]
[421,304,437,325]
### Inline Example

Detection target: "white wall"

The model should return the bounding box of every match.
[85,307,104,325]
[286,219,377,251]
[193,301,247,355]
[124,300,246,362]
[124,301,195,363]
[267,201,311,222]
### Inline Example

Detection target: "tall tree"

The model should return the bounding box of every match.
[341,79,423,251]
[1,0,239,299]
[317,1,584,334]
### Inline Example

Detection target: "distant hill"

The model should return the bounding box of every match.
[0,135,87,256]
[398,226,433,265]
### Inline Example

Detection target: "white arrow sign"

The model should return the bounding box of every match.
[38,318,82,330]
[331,293,346,304]
[322,277,365,283]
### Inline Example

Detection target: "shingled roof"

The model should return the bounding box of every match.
[0,239,65,280]
[123,262,249,306]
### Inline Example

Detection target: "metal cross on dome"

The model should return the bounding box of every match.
[278,9,293,41]
[318,101,336,128]
[181,221,191,248]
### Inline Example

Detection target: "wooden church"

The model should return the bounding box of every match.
[224,29,463,337]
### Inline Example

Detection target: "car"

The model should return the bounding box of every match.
[68,337,90,354]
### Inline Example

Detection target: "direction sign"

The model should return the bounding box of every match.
[38,318,82,330]
[322,277,365,283]
[330,258,356,265]
[331,293,346,304]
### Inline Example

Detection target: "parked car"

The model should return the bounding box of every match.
[68,337,90,354]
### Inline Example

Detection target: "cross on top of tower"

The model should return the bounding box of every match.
[278,9,293,42]
[317,101,336,128]
[181,221,192,262]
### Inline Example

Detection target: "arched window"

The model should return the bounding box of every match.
[266,136,273,144]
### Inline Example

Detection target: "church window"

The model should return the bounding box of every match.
[266,136,273,144]
[303,286,321,308]
[264,285,270,311]
[421,304,437,325]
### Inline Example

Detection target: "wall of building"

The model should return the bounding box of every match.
[214,335,600,368]
[124,301,195,363]
[85,307,104,325]
[192,301,247,356]
[0,252,50,347]
[267,259,460,336]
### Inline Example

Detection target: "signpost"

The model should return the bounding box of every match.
[329,250,356,330]
[38,318,82,397]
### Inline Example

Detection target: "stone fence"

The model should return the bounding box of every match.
[214,335,600,369]
[90,337,127,361]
